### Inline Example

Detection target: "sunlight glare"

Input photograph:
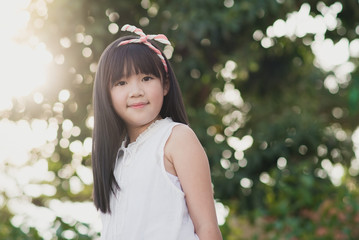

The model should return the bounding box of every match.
[49,200,101,231]
[321,159,345,186]
[215,201,229,226]
[0,0,52,111]
[227,135,253,152]
[312,38,350,71]
[352,127,359,160]
[262,2,352,76]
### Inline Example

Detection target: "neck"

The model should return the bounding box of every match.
[126,116,162,144]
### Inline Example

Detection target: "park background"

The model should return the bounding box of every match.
[1,0,359,239]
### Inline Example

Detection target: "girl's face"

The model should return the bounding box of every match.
[110,73,169,133]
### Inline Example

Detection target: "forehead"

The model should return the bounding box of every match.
[109,43,165,84]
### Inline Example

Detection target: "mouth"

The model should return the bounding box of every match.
[128,102,148,109]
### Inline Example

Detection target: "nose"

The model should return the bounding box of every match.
[129,81,144,97]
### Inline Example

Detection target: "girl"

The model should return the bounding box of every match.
[92,24,222,240]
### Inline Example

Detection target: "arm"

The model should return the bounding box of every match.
[165,124,222,240]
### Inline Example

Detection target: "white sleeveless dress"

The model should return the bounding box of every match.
[100,117,199,240]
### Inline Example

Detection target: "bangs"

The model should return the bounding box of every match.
[109,42,166,86]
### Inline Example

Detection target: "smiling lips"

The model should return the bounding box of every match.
[128,102,148,109]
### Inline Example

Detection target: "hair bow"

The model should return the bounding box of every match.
[118,24,171,73]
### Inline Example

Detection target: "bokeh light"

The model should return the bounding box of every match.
[0,1,100,238]
[0,0,52,111]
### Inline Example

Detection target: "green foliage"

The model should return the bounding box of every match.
[220,167,359,239]
[53,217,99,240]
[261,171,359,239]
[0,219,40,239]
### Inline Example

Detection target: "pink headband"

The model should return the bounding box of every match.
[118,24,171,73]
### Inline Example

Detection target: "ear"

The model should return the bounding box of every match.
[163,78,170,96]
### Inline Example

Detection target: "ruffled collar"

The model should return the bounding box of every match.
[120,117,171,151]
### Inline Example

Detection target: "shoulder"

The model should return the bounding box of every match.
[169,124,199,146]
[165,123,205,161]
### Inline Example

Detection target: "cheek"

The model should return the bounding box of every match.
[111,87,125,100]
[150,87,166,103]
[110,89,126,110]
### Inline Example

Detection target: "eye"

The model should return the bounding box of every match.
[142,76,154,82]
[115,80,127,86]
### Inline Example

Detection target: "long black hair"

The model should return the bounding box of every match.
[92,35,188,213]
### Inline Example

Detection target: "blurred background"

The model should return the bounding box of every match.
[0,0,359,239]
